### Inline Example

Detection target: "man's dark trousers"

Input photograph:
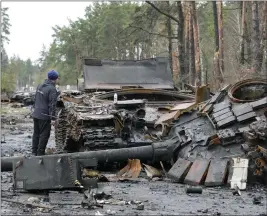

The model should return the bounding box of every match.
[32,118,51,156]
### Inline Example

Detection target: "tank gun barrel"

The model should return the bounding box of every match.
[1,141,174,172]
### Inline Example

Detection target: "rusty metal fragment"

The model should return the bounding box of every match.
[205,160,229,186]
[184,159,210,186]
[143,164,162,178]
[167,158,192,183]
[117,159,142,179]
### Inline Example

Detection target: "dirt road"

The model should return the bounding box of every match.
[1,104,267,215]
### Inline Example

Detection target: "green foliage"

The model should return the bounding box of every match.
[1,7,11,48]
[39,2,169,85]
[2,55,40,93]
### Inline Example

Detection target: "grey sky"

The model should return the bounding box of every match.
[3,2,91,62]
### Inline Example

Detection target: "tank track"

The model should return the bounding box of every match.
[55,108,69,153]
[83,127,116,150]
[55,108,118,151]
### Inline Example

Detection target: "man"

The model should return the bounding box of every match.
[31,70,59,156]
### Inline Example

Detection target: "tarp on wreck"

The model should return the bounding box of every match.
[82,57,174,90]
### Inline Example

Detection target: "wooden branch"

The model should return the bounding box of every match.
[145,1,180,25]
[223,7,241,10]
[129,25,178,39]
[118,29,139,40]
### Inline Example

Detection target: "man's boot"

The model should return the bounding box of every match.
[37,149,45,156]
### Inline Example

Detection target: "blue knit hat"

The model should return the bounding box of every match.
[48,70,59,80]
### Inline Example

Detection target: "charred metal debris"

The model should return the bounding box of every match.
[1,78,266,193]
[1,90,36,106]
[1,57,267,195]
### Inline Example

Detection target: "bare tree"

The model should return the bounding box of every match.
[189,10,195,86]
[177,1,185,81]
[260,2,267,73]
[246,2,252,64]
[145,1,185,81]
[166,1,173,74]
[191,1,201,86]
[217,1,224,77]
[213,1,219,52]
[251,1,262,73]
[240,1,246,64]
[184,3,190,83]
[212,1,223,88]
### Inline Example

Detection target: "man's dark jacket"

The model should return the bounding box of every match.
[32,79,58,120]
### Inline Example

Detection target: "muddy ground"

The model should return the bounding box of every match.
[1,103,267,215]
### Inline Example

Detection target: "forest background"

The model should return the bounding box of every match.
[1,1,266,93]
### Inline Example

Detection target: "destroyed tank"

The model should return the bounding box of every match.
[55,57,197,153]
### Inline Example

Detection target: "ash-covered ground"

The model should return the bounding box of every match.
[1,104,267,215]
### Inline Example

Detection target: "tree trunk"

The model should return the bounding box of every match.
[217,1,224,80]
[212,1,219,52]
[189,10,195,86]
[191,1,201,86]
[213,52,220,90]
[136,44,140,60]
[129,44,134,60]
[184,3,190,84]
[70,33,82,87]
[246,2,252,64]
[240,1,246,65]
[177,1,185,81]
[140,43,144,59]
[260,2,267,74]
[212,1,223,87]
[166,1,173,75]
[251,1,262,73]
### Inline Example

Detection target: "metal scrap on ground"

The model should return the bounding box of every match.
[1,58,267,204]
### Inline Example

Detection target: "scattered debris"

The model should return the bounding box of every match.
[202,209,209,213]
[143,164,162,179]
[1,134,6,143]
[253,196,262,205]
[1,198,53,209]
[230,158,249,190]
[49,191,84,205]
[117,159,142,179]
[11,103,24,108]
[82,189,103,209]
[184,159,210,186]
[27,197,40,204]
[95,211,104,216]
[106,209,116,215]
[168,158,192,183]
[205,160,229,187]
[136,203,144,210]
[185,187,203,194]
[83,169,100,178]
[94,191,112,200]
[232,186,241,196]
[1,78,267,215]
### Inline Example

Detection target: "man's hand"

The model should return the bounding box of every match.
[51,120,58,127]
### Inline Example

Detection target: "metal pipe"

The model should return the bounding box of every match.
[1,156,23,172]
[2,142,172,172]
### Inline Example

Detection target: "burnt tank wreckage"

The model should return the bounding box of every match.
[55,57,196,154]
[1,58,267,190]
